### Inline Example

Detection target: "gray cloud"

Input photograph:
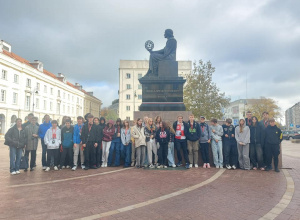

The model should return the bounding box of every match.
[1,0,299,116]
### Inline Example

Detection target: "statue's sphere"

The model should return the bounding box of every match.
[145,40,154,51]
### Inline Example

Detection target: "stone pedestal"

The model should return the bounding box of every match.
[134,111,192,122]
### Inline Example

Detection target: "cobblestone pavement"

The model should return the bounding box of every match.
[0,140,299,220]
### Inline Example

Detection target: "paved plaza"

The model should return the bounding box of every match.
[0,140,299,220]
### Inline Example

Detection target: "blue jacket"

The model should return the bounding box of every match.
[38,122,52,139]
[62,126,74,148]
[73,123,84,144]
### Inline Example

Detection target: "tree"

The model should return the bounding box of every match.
[246,97,282,121]
[100,108,118,121]
[183,60,230,120]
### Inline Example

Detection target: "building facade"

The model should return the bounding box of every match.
[0,40,102,135]
[118,60,192,120]
[285,102,300,130]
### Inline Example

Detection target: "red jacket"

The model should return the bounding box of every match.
[102,126,115,142]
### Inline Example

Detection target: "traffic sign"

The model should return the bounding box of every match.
[296,125,300,128]
[290,123,294,127]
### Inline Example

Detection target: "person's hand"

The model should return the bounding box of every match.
[94,143,98,147]
[150,135,153,139]
[207,139,211,144]
[82,144,86,148]
[73,144,76,148]
[225,134,229,137]
[212,129,215,133]
[239,142,243,145]
[117,133,120,137]
[215,139,218,143]
[231,134,234,137]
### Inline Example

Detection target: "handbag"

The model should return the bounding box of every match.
[19,150,27,170]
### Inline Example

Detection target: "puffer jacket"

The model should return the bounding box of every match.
[5,125,26,148]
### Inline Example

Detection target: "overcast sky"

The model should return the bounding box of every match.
[1,0,299,119]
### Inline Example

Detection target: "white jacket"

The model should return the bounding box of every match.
[44,127,61,149]
[131,125,146,148]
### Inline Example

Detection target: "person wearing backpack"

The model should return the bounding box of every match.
[5,118,26,175]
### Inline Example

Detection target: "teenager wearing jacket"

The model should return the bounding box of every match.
[222,119,238,170]
[235,119,251,170]
[5,118,26,175]
[156,121,170,168]
[93,117,103,168]
[60,119,74,169]
[173,115,190,169]
[24,117,39,171]
[102,120,115,167]
[264,118,282,172]
[81,114,99,170]
[186,114,200,168]
[108,118,122,167]
[167,122,176,168]
[250,116,265,170]
[131,118,146,168]
[44,120,61,171]
[199,116,211,168]
[121,120,132,167]
[210,118,224,168]
[144,118,158,168]
[72,116,85,170]
[38,115,52,170]
[245,111,253,127]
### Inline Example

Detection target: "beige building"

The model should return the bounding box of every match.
[0,40,102,135]
[118,60,192,120]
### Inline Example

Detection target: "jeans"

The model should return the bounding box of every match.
[187,140,199,165]
[211,140,223,167]
[60,147,73,167]
[102,141,111,165]
[41,139,47,167]
[10,147,23,172]
[25,150,36,169]
[223,141,238,167]
[265,144,279,169]
[146,140,158,165]
[122,143,132,167]
[136,145,146,167]
[250,143,265,168]
[84,142,96,168]
[167,142,175,166]
[47,149,59,167]
[158,142,168,166]
[200,142,210,164]
[108,139,121,166]
[73,143,84,166]
[96,142,102,166]
[175,139,189,164]
[237,143,250,170]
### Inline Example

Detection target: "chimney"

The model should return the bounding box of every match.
[0,40,12,52]
[75,83,82,90]
[87,92,94,96]
[29,60,43,72]
[57,73,66,83]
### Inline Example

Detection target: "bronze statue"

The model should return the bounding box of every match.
[145,29,177,76]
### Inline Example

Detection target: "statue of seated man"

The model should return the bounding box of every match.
[146,29,177,76]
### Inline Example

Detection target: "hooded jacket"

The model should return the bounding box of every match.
[264,125,282,145]
[5,124,26,148]
[144,124,157,142]
[44,127,61,149]
[210,124,223,141]
[73,123,84,144]
[173,121,188,141]
[99,117,106,131]
[38,121,52,139]
[186,120,200,141]
[250,123,264,145]
[235,124,250,145]
[156,127,170,144]
[102,125,115,142]
[61,126,74,148]
[222,124,236,144]
[199,122,211,143]
[131,125,146,148]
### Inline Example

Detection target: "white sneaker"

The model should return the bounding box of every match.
[164,165,168,168]
[45,167,50,172]
[172,164,176,168]
[195,164,198,168]
[219,165,223,169]
[81,164,85,169]
[232,165,237,170]
[61,166,65,169]
[72,166,77,171]
[54,166,59,171]
[157,165,161,169]
[16,170,20,174]
[226,165,232,170]
[66,165,70,169]
[101,164,105,167]
[42,166,47,170]
[149,164,155,168]
[11,171,16,175]
[189,164,193,168]
[216,165,219,169]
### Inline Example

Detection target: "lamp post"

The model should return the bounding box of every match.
[32,88,38,113]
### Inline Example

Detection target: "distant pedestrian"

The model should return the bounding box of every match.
[38,114,52,170]
[210,118,223,168]
[5,118,26,175]
[156,121,170,168]
[235,119,250,170]
[131,118,146,168]
[186,114,200,168]
[24,117,39,171]
[199,116,211,168]
[222,119,238,170]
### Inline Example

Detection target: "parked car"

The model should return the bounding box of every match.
[293,131,300,139]
[282,130,296,140]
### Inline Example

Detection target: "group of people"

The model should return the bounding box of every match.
[5,111,282,175]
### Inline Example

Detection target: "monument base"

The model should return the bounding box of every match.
[139,102,186,111]
[134,110,192,123]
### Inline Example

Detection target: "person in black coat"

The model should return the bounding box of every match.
[222,119,238,170]
[264,118,282,172]
[249,116,265,170]
[5,118,26,175]
[156,121,170,168]
[186,114,201,168]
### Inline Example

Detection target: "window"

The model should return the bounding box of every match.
[44,85,47,93]
[72,107,74,114]
[50,88,53,95]
[138,84,142,89]
[68,94,70,100]
[50,102,53,111]
[63,105,65,113]
[36,98,39,109]
[26,78,31,88]
[14,74,19,83]
[72,96,74,101]
[126,106,130,111]
[1,90,6,102]
[126,94,130,100]
[25,96,30,110]
[58,90,60,97]
[63,92,65,99]
[138,94,142,100]
[126,84,131,89]
[138,73,142,79]
[67,106,70,114]
[43,100,46,110]
[77,97,79,104]
[126,73,131,79]
[1,70,7,80]
[36,83,40,91]
[57,103,60,114]
[126,117,130,121]
[13,92,18,104]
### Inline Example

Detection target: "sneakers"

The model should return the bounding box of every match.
[157,165,161,169]
[275,168,280,172]
[149,164,155,168]
[30,168,34,171]
[54,166,59,171]
[164,165,168,168]
[185,163,190,169]
[66,165,70,169]
[226,165,232,170]
[104,163,107,167]
[219,165,223,169]
[84,167,89,170]
[176,162,182,167]
[61,166,65,169]
[11,171,16,175]
[90,165,97,169]
[216,165,219,169]
[81,164,85,170]
[42,166,47,170]
[189,164,193,168]
[101,164,105,168]
[172,164,176,168]
[131,162,135,167]
[72,166,77,171]
[45,167,50,172]
[232,165,236,170]
[195,164,198,168]
[16,170,20,174]
[207,163,211,168]
[203,163,207,168]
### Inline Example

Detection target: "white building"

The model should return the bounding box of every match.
[285,102,300,130]
[0,40,102,135]
[118,60,192,120]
